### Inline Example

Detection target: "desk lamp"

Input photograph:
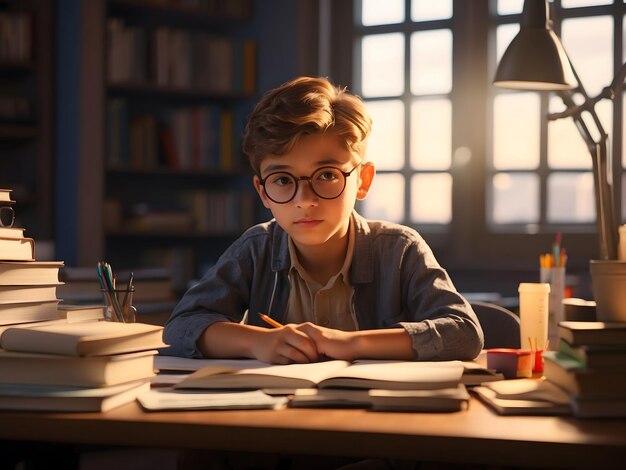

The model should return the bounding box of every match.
[493,0,625,260]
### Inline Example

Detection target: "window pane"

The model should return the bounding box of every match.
[493,93,540,170]
[562,0,612,8]
[562,16,613,97]
[361,173,405,223]
[411,0,452,21]
[411,173,452,224]
[410,29,452,95]
[497,0,524,15]
[366,100,405,170]
[549,96,611,169]
[497,24,520,63]
[361,33,404,97]
[362,0,404,26]
[491,173,539,224]
[411,98,451,170]
[547,173,595,223]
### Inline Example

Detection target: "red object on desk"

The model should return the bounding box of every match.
[486,348,533,379]
[532,349,544,373]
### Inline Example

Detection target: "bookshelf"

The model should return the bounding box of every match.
[0,0,54,243]
[100,0,259,293]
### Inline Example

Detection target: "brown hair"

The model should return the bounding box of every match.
[242,76,372,175]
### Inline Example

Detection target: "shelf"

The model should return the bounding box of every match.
[0,125,38,140]
[107,82,253,102]
[108,0,252,27]
[106,230,245,239]
[0,60,35,73]
[106,168,254,190]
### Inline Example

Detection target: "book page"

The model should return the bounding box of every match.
[138,387,287,410]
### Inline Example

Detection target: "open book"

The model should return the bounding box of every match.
[173,359,464,391]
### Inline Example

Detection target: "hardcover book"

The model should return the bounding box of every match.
[559,321,626,347]
[559,338,626,369]
[0,237,35,261]
[0,380,150,412]
[0,284,60,304]
[543,351,626,399]
[0,349,157,387]
[0,261,64,285]
[0,300,60,325]
[0,321,167,356]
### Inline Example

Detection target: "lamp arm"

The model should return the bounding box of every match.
[543,60,617,260]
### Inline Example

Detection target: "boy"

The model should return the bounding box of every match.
[163,76,483,363]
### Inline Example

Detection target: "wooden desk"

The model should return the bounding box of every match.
[1,397,625,468]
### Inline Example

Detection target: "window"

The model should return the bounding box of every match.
[341,0,626,271]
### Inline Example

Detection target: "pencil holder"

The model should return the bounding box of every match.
[101,288,136,323]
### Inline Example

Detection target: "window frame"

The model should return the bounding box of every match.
[329,0,622,289]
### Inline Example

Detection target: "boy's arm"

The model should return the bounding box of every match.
[296,323,415,361]
[198,321,321,364]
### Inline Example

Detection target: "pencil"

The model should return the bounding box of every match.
[259,313,283,328]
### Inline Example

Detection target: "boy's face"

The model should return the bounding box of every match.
[253,133,374,250]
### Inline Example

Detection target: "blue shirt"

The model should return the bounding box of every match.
[163,211,484,360]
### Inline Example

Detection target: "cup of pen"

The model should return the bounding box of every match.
[101,287,136,323]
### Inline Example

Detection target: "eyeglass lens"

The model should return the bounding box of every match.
[0,206,15,227]
[264,167,348,203]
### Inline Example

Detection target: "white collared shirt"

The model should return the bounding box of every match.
[284,217,357,331]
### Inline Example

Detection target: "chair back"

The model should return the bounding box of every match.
[470,301,521,349]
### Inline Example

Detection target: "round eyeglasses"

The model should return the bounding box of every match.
[0,206,15,228]
[259,164,362,204]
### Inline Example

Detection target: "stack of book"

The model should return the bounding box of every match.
[141,357,471,412]
[0,320,167,412]
[543,320,626,418]
[0,188,66,327]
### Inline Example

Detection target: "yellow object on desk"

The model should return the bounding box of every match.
[259,312,283,328]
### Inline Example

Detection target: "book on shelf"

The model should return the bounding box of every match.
[289,385,470,413]
[0,379,150,413]
[0,349,157,387]
[0,237,35,261]
[0,284,60,304]
[559,338,626,369]
[472,379,572,416]
[58,266,174,303]
[0,321,167,357]
[57,304,105,323]
[0,300,60,325]
[0,261,63,285]
[0,226,25,239]
[558,321,626,347]
[174,359,464,391]
[543,351,626,399]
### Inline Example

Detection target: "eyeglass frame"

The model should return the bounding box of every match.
[0,206,15,228]
[258,163,363,204]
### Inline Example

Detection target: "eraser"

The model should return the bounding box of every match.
[486,348,533,379]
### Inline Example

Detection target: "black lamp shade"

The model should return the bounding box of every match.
[493,0,577,90]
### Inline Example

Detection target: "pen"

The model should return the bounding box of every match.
[259,313,283,328]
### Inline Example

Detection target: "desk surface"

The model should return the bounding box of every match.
[1,397,625,468]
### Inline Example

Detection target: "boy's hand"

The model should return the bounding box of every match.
[251,324,321,364]
[297,323,416,361]
[296,323,358,361]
